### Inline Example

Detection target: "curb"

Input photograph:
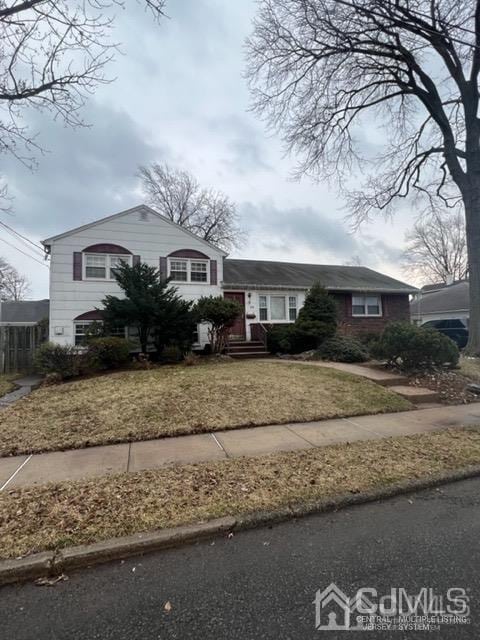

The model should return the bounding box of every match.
[0,517,236,586]
[2,466,480,586]
[233,464,480,531]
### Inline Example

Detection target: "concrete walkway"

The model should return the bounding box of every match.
[267,359,440,403]
[0,375,43,408]
[1,403,480,491]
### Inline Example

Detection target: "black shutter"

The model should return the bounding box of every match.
[210,260,217,285]
[73,252,82,280]
[159,256,168,281]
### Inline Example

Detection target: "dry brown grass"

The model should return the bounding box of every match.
[1,427,479,559]
[0,361,411,456]
[0,375,17,398]
[460,356,480,382]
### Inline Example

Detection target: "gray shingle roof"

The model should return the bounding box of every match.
[222,259,417,293]
[410,281,469,315]
[0,299,49,324]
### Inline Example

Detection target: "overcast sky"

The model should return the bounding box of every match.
[1,0,418,299]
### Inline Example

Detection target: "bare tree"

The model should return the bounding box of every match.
[403,210,468,284]
[138,163,244,251]
[247,0,480,354]
[0,257,30,300]
[0,1,166,208]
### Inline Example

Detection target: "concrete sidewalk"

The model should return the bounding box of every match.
[1,402,480,491]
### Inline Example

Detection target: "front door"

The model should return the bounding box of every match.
[224,292,246,340]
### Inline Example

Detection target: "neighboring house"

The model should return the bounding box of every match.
[42,205,417,348]
[0,299,49,326]
[410,280,469,326]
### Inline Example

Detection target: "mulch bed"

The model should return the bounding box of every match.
[408,370,478,405]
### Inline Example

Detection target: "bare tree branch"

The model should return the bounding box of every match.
[0,256,30,300]
[246,0,480,354]
[138,163,246,252]
[0,1,166,174]
[403,209,468,284]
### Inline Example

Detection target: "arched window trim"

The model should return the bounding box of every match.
[83,243,132,255]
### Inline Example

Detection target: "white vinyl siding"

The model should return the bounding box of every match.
[352,295,382,317]
[48,206,224,347]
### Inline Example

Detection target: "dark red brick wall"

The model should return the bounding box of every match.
[331,292,410,336]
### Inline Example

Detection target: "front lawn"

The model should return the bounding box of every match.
[460,356,480,382]
[1,427,478,559]
[0,375,17,398]
[0,361,411,457]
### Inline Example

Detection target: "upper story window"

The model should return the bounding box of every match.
[168,257,209,283]
[84,254,132,280]
[352,294,382,317]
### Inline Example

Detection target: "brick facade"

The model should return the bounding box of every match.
[331,292,410,336]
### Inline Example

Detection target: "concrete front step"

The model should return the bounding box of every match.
[389,385,439,404]
[228,345,266,353]
[229,351,270,359]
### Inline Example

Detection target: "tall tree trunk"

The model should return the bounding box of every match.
[464,185,480,355]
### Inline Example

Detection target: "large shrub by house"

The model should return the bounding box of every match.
[34,343,82,380]
[195,296,243,353]
[102,262,195,354]
[375,321,459,370]
[317,335,369,363]
[267,283,337,353]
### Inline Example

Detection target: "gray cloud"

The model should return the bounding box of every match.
[3,101,166,238]
[239,201,401,269]
[0,0,412,297]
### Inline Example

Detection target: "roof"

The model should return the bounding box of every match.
[0,299,49,324]
[410,280,469,316]
[222,259,417,293]
[41,204,227,257]
[421,282,447,293]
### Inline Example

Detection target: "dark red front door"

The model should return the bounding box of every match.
[224,292,246,340]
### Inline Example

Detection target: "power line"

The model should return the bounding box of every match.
[0,220,44,256]
[0,236,49,268]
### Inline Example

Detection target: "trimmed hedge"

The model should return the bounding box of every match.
[375,321,459,370]
[317,335,369,363]
[86,337,131,370]
[34,342,82,380]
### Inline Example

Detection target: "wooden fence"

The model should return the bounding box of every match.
[0,325,46,374]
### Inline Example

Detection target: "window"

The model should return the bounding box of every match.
[259,296,268,321]
[85,254,106,279]
[258,294,297,322]
[170,260,188,281]
[109,255,128,279]
[289,296,297,321]
[74,322,92,346]
[190,261,208,282]
[352,295,382,317]
[168,258,209,283]
[270,296,286,320]
[74,321,125,345]
[84,254,131,280]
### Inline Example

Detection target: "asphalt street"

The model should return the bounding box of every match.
[1,477,479,640]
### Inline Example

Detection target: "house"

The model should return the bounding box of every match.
[42,205,417,349]
[410,280,469,326]
[0,299,49,327]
